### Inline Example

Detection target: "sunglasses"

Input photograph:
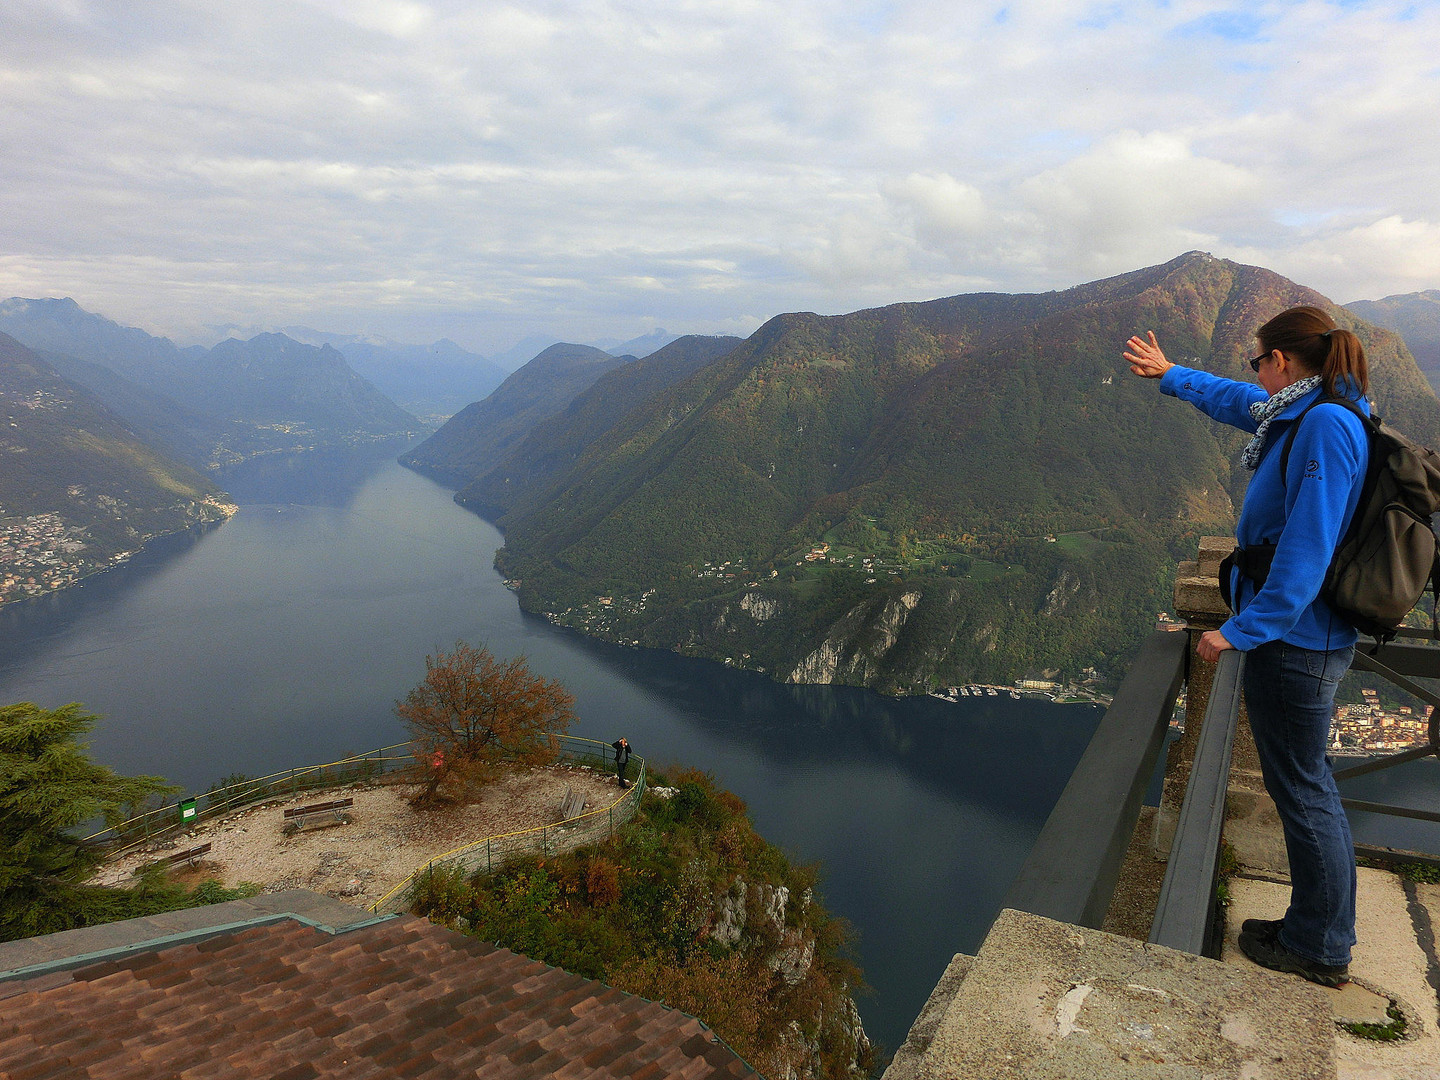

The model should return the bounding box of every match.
[1248,353,1268,373]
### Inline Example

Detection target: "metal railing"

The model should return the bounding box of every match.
[1150,650,1244,956]
[1005,629,1250,958]
[369,734,646,914]
[1335,628,1440,829]
[82,744,414,858]
[1004,629,1188,928]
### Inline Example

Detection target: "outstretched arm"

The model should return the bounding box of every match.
[1123,331,1172,379]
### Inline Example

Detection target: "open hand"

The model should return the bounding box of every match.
[1123,331,1172,379]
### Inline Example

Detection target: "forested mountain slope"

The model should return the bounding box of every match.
[0,334,232,604]
[456,335,742,518]
[489,253,1440,691]
[399,343,637,484]
[1347,291,1440,394]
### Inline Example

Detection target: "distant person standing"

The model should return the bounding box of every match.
[611,737,631,788]
[1124,307,1369,987]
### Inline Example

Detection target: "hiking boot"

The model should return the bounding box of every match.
[1238,925,1349,987]
[1240,917,1284,937]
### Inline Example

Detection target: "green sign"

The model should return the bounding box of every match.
[179,798,198,822]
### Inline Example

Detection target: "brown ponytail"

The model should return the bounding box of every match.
[1256,305,1369,397]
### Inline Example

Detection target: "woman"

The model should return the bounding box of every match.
[1124,305,1370,987]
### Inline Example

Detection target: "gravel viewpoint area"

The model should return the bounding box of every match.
[89,765,627,908]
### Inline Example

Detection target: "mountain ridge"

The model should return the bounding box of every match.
[0,298,418,470]
[399,343,639,485]
[480,252,1440,691]
[455,334,744,520]
[1347,290,1440,394]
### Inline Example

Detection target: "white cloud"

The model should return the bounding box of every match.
[1013,131,1262,274]
[886,173,988,239]
[0,0,1438,351]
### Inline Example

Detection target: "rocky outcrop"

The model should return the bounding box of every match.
[711,878,748,947]
[787,590,922,684]
[739,591,783,622]
[700,874,869,1078]
[1041,570,1081,617]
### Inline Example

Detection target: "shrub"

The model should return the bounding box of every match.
[585,858,621,907]
[408,768,868,1078]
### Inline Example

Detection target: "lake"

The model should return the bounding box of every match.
[11,443,1431,1052]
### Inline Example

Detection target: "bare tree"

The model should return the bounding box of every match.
[396,642,577,805]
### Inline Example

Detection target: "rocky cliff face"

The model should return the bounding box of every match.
[700,873,870,1080]
[787,591,923,685]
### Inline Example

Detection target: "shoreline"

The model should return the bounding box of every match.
[0,505,236,611]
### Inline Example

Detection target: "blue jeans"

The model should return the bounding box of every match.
[1243,639,1357,966]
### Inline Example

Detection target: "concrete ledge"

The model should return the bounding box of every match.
[1175,572,1231,619]
[883,953,974,1080]
[917,908,1335,1079]
[1225,870,1440,1077]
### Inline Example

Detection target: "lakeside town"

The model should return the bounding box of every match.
[0,510,110,603]
[1333,686,1432,755]
[928,667,1113,707]
[0,495,237,607]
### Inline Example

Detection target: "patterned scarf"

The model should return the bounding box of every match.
[1240,375,1323,470]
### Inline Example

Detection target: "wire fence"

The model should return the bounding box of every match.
[369,735,647,914]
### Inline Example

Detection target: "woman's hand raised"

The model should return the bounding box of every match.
[1123,331,1172,379]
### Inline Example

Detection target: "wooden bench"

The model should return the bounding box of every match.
[559,788,587,821]
[139,842,212,873]
[282,797,354,836]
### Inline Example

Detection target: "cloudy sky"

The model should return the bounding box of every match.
[3,0,1438,355]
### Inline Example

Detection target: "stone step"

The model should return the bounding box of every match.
[1225,869,1440,1077]
[903,908,1336,1078]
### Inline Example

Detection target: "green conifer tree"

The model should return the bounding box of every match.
[0,702,176,940]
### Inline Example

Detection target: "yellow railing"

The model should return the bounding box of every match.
[369,734,646,914]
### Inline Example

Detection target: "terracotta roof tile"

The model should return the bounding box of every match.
[0,909,760,1080]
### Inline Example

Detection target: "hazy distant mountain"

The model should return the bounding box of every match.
[280,327,509,417]
[487,252,1439,692]
[1347,291,1440,394]
[204,333,416,430]
[399,343,636,484]
[0,298,418,469]
[599,329,682,358]
[0,333,232,605]
[489,335,564,372]
[456,335,743,517]
[33,348,222,466]
[489,329,682,371]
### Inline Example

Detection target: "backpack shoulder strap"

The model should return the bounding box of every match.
[1277,395,1373,483]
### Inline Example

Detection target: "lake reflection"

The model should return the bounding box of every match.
[0,446,1102,1052]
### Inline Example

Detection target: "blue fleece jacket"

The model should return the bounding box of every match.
[1160,365,1370,651]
